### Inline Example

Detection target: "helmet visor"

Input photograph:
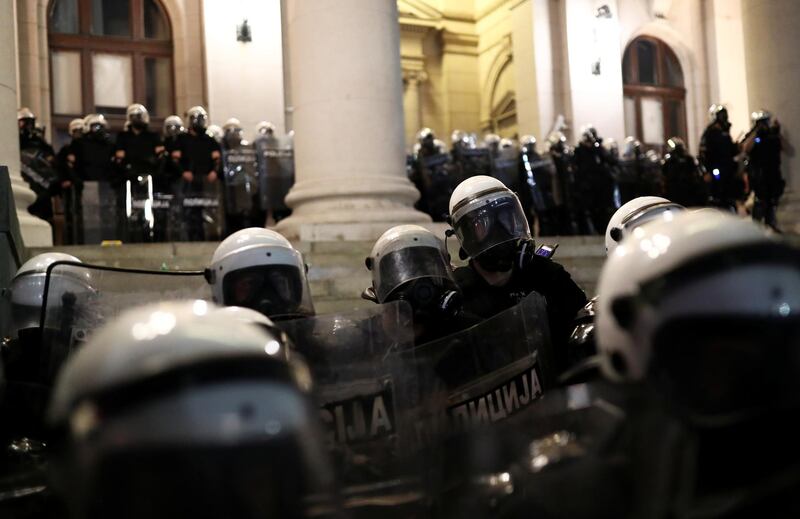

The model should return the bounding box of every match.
[650,316,800,422]
[374,246,454,303]
[452,191,530,259]
[223,266,314,320]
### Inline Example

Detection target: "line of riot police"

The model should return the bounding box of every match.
[17,105,295,245]
[409,105,786,236]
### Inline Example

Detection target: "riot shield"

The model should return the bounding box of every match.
[175,180,223,241]
[492,147,520,192]
[256,136,294,213]
[278,302,433,507]
[37,262,209,385]
[454,147,493,183]
[406,292,556,443]
[418,152,452,221]
[123,174,155,243]
[19,149,57,195]
[80,181,121,244]
[222,146,258,216]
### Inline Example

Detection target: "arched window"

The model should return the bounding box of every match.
[622,36,686,151]
[48,0,174,143]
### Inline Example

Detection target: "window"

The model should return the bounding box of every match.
[622,36,686,151]
[48,0,173,136]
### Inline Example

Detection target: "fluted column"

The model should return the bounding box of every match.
[275,0,429,238]
[1,0,52,246]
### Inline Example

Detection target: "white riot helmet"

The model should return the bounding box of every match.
[163,115,184,138]
[185,105,209,132]
[751,109,772,127]
[483,133,501,150]
[9,253,93,338]
[83,113,108,134]
[125,103,150,126]
[448,176,530,264]
[520,135,537,154]
[206,305,299,365]
[68,118,85,136]
[596,210,800,421]
[364,225,460,316]
[499,138,515,150]
[433,138,447,155]
[17,107,35,122]
[256,121,276,136]
[605,196,685,255]
[206,124,223,143]
[47,300,331,518]
[223,117,243,133]
[206,228,314,320]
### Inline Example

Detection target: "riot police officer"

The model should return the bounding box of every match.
[17,107,55,160]
[177,106,221,241]
[115,104,164,186]
[699,104,743,211]
[255,120,277,139]
[448,176,587,372]
[47,300,335,519]
[518,135,560,235]
[595,210,800,516]
[206,228,315,321]
[547,130,578,234]
[73,114,119,240]
[604,195,685,255]
[662,136,708,207]
[742,110,784,231]
[363,225,477,344]
[411,127,451,220]
[573,125,616,234]
[55,119,86,243]
[221,118,262,234]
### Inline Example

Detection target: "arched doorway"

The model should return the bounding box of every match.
[48,0,174,146]
[622,36,686,151]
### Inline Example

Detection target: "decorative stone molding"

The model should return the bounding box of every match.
[441,31,480,56]
[402,67,429,85]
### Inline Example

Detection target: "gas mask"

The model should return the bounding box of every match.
[392,277,462,320]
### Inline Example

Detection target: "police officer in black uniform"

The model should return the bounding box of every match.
[176,106,221,241]
[448,175,587,373]
[115,104,166,242]
[115,104,164,187]
[699,104,743,211]
[742,110,784,231]
[55,118,86,243]
[18,108,60,225]
[573,125,616,234]
[74,114,119,239]
[547,131,579,235]
[662,136,708,207]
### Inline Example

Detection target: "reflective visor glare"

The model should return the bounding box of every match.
[454,194,529,257]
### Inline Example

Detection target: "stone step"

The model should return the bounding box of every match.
[29,234,606,312]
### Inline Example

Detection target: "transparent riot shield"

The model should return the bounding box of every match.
[492,147,520,192]
[278,301,432,508]
[123,174,155,243]
[175,180,223,241]
[406,292,557,444]
[222,146,258,216]
[520,153,558,213]
[81,181,122,244]
[37,262,209,385]
[256,136,294,213]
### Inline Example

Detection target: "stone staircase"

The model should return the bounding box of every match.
[29,224,606,314]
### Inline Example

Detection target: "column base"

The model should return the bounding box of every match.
[274,175,431,239]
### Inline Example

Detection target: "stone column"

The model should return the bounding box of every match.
[275,0,429,238]
[403,69,427,146]
[17,0,51,141]
[1,0,52,246]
